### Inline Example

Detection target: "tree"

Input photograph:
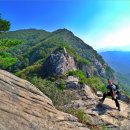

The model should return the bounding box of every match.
[0,15,10,33]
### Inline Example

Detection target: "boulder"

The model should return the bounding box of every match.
[66,76,81,89]
[97,91,103,97]
[81,84,97,99]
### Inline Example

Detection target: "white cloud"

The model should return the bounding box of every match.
[79,20,130,50]
[79,1,130,50]
[97,25,130,48]
[74,2,130,51]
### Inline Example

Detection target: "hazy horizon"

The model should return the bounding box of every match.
[0,0,130,50]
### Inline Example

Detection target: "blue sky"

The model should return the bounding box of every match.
[0,0,130,50]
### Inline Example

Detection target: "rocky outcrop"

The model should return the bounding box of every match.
[0,69,89,130]
[40,50,76,77]
[92,59,106,77]
[40,47,116,80]
[66,76,81,89]
[78,63,91,78]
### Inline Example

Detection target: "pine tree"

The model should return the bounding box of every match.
[0,14,10,33]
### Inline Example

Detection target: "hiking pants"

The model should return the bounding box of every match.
[102,92,120,108]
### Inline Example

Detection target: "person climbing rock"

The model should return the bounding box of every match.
[99,79,120,111]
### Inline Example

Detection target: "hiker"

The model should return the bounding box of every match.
[100,79,120,111]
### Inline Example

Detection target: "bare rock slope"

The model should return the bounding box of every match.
[0,69,89,130]
[65,82,130,130]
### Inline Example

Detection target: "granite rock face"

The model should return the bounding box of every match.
[0,69,89,130]
[92,59,106,77]
[41,51,76,77]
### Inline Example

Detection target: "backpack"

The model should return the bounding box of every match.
[113,83,121,100]
[113,83,119,90]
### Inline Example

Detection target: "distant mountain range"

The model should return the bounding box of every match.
[98,45,130,52]
[100,51,130,74]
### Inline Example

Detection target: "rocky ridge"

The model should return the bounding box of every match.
[40,48,111,79]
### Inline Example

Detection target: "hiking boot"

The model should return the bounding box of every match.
[99,99,104,104]
[118,106,120,111]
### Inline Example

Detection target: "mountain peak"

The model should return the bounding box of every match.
[53,28,74,35]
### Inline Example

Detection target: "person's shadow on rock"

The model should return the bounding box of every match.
[92,103,117,115]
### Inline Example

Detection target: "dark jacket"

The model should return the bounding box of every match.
[107,84,116,94]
